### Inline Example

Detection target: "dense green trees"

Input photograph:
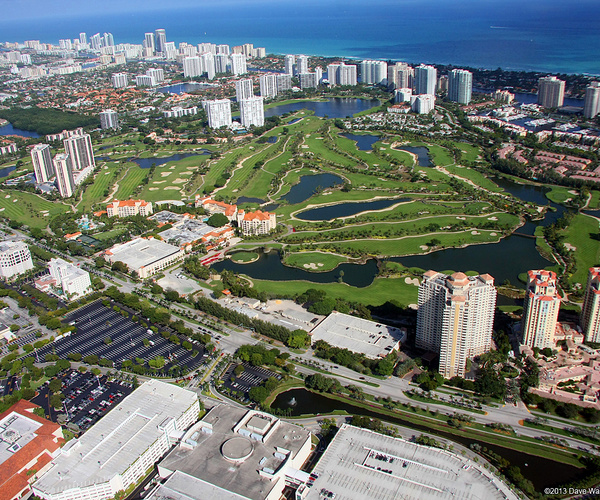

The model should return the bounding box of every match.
[312,340,397,375]
[305,373,342,393]
[0,107,99,135]
[207,213,229,228]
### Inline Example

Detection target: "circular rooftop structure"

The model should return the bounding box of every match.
[221,437,254,463]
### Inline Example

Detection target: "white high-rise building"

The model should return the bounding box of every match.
[417,271,496,378]
[48,258,92,300]
[448,69,473,105]
[394,88,412,103]
[299,73,318,89]
[411,94,436,114]
[584,82,600,119]
[414,64,437,95]
[144,33,155,54]
[296,55,308,75]
[146,68,164,83]
[361,60,387,84]
[215,53,229,74]
[521,270,561,349]
[100,110,119,130]
[155,29,167,54]
[276,74,292,92]
[183,56,203,78]
[135,74,155,87]
[90,33,102,50]
[200,52,216,80]
[582,267,600,342]
[259,74,278,98]
[0,241,34,279]
[239,96,264,128]
[537,76,565,108]
[79,33,87,45]
[102,33,114,47]
[164,42,176,60]
[328,63,357,86]
[230,53,247,75]
[31,144,54,183]
[111,72,129,88]
[63,133,95,171]
[284,54,295,75]
[53,154,75,198]
[235,79,254,101]
[216,44,230,55]
[204,99,232,129]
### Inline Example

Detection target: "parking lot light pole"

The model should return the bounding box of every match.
[63,399,70,420]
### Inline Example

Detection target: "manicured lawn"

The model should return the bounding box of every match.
[93,227,127,240]
[251,276,420,306]
[113,166,150,200]
[588,190,600,209]
[444,165,503,192]
[283,251,348,271]
[0,190,70,228]
[409,142,454,166]
[545,185,578,205]
[78,163,120,211]
[562,214,600,286]
[454,142,482,163]
[230,251,259,263]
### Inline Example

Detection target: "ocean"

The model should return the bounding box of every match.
[1,0,599,75]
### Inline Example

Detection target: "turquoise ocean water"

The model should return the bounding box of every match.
[1,0,599,74]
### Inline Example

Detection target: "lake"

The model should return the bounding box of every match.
[282,173,344,205]
[342,133,381,151]
[0,166,16,178]
[264,98,380,119]
[394,146,433,167]
[271,388,585,491]
[0,122,41,138]
[128,152,209,169]
[157,82,217,94]
[296,197,409,221]
[211,250,378,287]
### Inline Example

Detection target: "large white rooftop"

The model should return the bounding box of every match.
[34,380,198,496]
[301,424,518,500]
[105,237,181,271]
[310,311,405,359]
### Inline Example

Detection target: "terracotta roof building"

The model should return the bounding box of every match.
[236,210,276,236]
[522,270,561,349]
[0,400,64,500]
[106,199,153,218]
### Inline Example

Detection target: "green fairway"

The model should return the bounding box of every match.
[283,251,349,271]
[251,276,419,306]
[78,163,120,211]
[444,165,503,192]
[562,214,600,286]
[545,185,578,205]
[113,165,150,200]
[230,251,259,263]
[0,190,70,228]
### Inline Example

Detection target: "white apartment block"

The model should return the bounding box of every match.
[276,74,292,92]
[0,143,17,156]
[46,128,84,143]
[163,106,198,119]
[33,380,199,500]
[259,73,278,98]
[361,60,387,84]
[581,267,600,342]
[448,69,473,105]
[584,82,600,119]
[414,64,437,95]
[284,54,295,75]
[299,73,318,89]
[0,241,34,279]
[183,56,203,78]
[215,53,229,74]
[146,68,164,83]
[48,258,92,300]
[296,55,308,75]
[100,109,119,130]
[237,210,276,235]
[136,74,155,87]
[417,271,496,378]
[111,72,129,88]
[106,199,153,218]
[239,96,265,128]
[387,62,414,89]
[235,78,254,101]
[521,270,561,349]
[63,133,95,171]
[538,76,565,108]
[31,144,55,183]
[201,52,216,80]
[411,94,436,114]
[53,153,75,198]
[327,63,357,86]
[204,99,232,129]
[230,53,247,75]
[394,88,413,103]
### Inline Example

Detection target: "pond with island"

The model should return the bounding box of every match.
[265,97,380,119]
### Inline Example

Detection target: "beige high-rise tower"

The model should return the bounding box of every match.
[416,271,497,378]
[521,270,561,348]
[581,267,600,342]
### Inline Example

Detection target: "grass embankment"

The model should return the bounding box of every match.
[230,251,259,263]
[78,162,120,211]
[283,252,349,272]
[405,392,486,414]
[0,190,70,228]
[522,419,600,446]
[545,185,578,205]
[290,390,584,467]
[444,165,504,193]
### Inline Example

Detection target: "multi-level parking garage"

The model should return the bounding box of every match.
[31,301,208,374]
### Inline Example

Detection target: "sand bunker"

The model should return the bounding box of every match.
[172,178,187,184]
[487,216,498,221]
[490,232,497,236]
[164,186,180,190]
[471,230,480,235]
[153,180,166,185]
[404,277,420,286]
[160,172,172,177]
[564,243,577,251]
[420,245,429,250]
[149,188,159,191]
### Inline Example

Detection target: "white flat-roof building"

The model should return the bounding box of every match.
[0,241,34,279]
[104,237,184,278]
[148,405,311,500]
[31,144,55,183]
[47,258,92,300]
[33,380,199,500]
[297,424,518,500]
[204,99,232,129]
[239,96,265,128]
[310,311,405,359]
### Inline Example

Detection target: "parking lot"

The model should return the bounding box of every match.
[31,301,207,374]
[222,362,281,398]
[31,369,134,432]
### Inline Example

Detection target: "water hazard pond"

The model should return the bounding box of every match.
[271,389,585,491]
[296,197,409,221]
